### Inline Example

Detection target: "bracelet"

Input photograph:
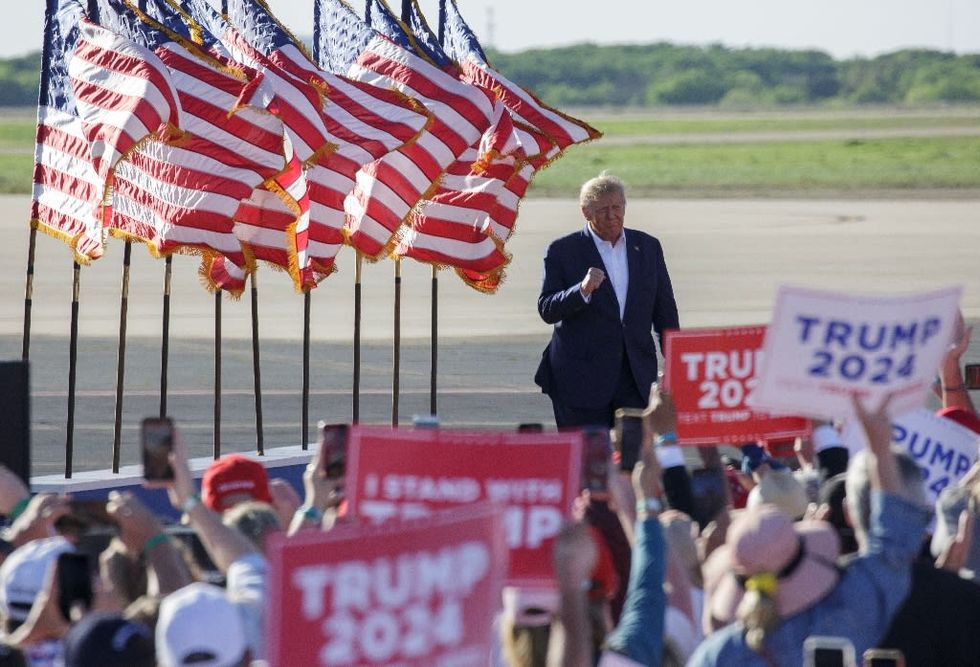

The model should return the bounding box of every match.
[180,493,201,514]
[655,431,678,447]
[636,497,663,514]
[142,532,170,556]
[942,384,968,392]
[6,497,30,522]
[296,505,323,523]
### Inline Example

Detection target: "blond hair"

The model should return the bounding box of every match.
[579,172,625,208]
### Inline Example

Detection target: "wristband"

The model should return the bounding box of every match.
[180,493,201,514]
[6,497,30,522]
[142,532,170,555]
[636,497,662,514]
[655,431,677,447]
[297,505,323,523]
[943,384,968,392]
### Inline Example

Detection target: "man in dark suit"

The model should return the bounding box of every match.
[534,174,679,428]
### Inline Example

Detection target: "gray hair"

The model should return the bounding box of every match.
[845,448,926,540]
[579,172,625,208]
[222,501,282,550]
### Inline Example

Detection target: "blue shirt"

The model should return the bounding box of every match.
[687,492,930,667]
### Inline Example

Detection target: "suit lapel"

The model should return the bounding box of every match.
[624,229,642,320]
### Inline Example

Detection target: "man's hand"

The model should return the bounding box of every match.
[7,494,70,547]
[106,491,163,555]
[580,267,605,298]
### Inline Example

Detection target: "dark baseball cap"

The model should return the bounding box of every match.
[63,613,155,667]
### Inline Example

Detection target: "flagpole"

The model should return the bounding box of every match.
[302,287,311,449]
[250,272,264,455]
[430,265,438,415]
[353,253,362,423]
[65,262,81,478]
[159,255,172,418]
[392,258,401,426]
[22,229,36,362]
[214,290,222,459]
[24,0,61,363]
[111,241,132,473]
[308,0,318,448]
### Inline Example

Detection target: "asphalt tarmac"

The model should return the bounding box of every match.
[1,194,977,475]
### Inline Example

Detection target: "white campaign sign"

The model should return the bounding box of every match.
[753,285,962,420]
[842,408,980,503]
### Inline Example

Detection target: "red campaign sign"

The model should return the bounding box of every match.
[266,502,507,667]
[345,426,583,587]
[664,326,810,445]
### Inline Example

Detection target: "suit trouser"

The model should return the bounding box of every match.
[550,346,646,429]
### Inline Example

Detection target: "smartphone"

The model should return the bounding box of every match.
[56,552,93,622]
[862,649,905,667]
[690,468,727,527]
[581,427,611,493]
[517,423,544,433]
[804,636,857,667]
[141,417,175,484]
[965,364,980,391]
[614,408,645,472]
[318,422,349,480]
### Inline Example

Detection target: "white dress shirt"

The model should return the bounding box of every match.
[585,224,629,320]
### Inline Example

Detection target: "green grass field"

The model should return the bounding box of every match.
[592,111,980,136]
[5,109,980,196]
[529,136,980,196]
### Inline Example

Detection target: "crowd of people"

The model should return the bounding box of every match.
[0,347,975,666]
[0,172,976,666]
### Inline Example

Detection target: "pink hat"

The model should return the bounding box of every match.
[708,505,840,625]
[201,454,272,512]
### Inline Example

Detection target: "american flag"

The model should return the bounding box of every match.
[93,0,309,293]
[31,0,117,264]
[218,0,432,276]
[386,0,534,291]
[436,0,601,289]
[439,0,600,151]
[315,0,507,259]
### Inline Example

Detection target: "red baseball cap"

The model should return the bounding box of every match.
[201,454,272,512]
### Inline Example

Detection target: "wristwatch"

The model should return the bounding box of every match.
[636,497,663,514]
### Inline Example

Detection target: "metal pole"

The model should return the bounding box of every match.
[159,255,172,418]
[250,272,264,455]
[65,262,81,478]
[214,291,221,459]
[392,259,401,426]
[302,287,311,449]
[111,241,132,473]
[352,254,362,423]
[430,265,438,416]
[22,229,37,361]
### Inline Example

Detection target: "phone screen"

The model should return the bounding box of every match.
[965,364,980,391]
[690,468,727,526]
[57,552,92,622]
[141,417,175,483]
[805,636,855,667]
[614,409,644,472]
[319,422,349,480]
[581,427,611,493]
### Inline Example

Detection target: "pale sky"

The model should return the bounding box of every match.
[2,0,978,60]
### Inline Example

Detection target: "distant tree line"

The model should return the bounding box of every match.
[486,44,980,107]
[1,44,978,108]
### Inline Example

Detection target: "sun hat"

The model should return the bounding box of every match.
[0,536,73,622]
[156,583,247,667]
[201,454,272,512]
[746,469,809,520]
[707,504,840,625]
[63,612,155,667]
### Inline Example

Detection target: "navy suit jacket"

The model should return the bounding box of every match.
[534,227,679,409]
